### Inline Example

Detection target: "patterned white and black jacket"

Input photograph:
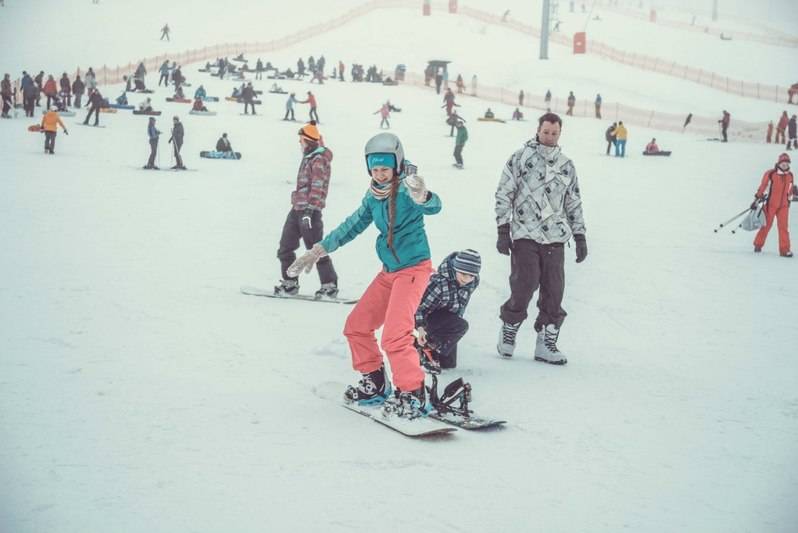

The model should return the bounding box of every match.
[495,139,586,244]
[414,253,479,328]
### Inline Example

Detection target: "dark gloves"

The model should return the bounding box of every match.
[751,195,763,210]
[574,233,588,263]
[301,209,313,231]
[496,223,512,255]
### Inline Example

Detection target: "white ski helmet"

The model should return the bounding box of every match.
[364,132,404,175]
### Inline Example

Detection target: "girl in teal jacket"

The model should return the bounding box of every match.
[288,133,441,416]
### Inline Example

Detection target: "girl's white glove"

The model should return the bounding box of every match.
[405,174,428,204]
[287,243,327,277]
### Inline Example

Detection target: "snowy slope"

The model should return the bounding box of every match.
[1,2,797,533]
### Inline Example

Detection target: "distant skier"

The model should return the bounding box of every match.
[453,120,468,169]
[566,91,575,116]
[158,60,170,86]
[59,73,71,107]
[216,133,233,154]
[455,74,464,94]
[776,111,788,144]
[42,75,57,109]
[338,60,345,81]
[471,74,477,96]
[40,106,68,154]
[752,153,794,257]
[594,93,602,119]
[34,71,44,106]
[144,117,160,169]
[283,92,297,121]
[605,122,617,155]
[160,23,170,41]
[85,67,97,93]
[435,69,443,95]
[274,121,338,298]
[544,89,552,111]
[518,89,524,106]
[21,71,36,116]
[168,116,186,170]
[614,121,628,157]
[787,115,797,150]
[374,102,391,129]
[414,249,481,371]
[287,132,441,416]
[255,58,263,80]
[242,82,256,115]
[442,88,460,116]
[766,121,774,144]
[0,73,11,117]
[718,110,730,142]
[82,89,103,126]
[72,74,85,108]
[495,112,587,364]
[301,91,319,122]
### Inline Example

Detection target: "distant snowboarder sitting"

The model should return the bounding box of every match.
[192,98,207,112]
[216,133,233,153]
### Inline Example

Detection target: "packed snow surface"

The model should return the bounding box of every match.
[1,1,796,532]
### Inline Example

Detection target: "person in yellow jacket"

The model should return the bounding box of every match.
[40,105,68,154]
[614,120,628,157]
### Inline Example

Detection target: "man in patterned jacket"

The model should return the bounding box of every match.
[495,112,587,365]
[275,121,338,298]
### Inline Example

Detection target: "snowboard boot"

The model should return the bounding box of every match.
[314,282,338,300]
[534,324,567,365]
[497,321,521,358]
[274,278,299,296]
[344,366,392,406]
[384,384,431,419]
[754,246,762,253]
[781,251,794,258]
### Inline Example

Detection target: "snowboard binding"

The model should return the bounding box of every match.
[427,375,473,418]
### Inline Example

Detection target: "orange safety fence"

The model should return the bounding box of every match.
[401,71,768,143]
[456,4,796,104]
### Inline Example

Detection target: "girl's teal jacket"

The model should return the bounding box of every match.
[320,183,441,272]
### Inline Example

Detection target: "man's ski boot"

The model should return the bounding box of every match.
[497,321,521,358]
[534,324,567,365]
[344,366,392,406]
[314,282,338,300]
[383,384,431,419]
[274,278,299,296]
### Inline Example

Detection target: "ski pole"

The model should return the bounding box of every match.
[713,208,749,233]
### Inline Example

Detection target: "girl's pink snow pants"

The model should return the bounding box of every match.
[344,260,432,392]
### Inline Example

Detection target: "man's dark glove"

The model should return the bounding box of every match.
[496,223,512,255]
[751,195,763,210]
[574,233,588,263]
[301,209,313,231]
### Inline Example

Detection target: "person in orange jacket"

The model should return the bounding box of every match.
[752,152,794,257]
[42,74,58,109]
[40,105,68,154]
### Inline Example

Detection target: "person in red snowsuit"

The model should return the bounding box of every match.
[776,111,788,144]
[752,152,794,257]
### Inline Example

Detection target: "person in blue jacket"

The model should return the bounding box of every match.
[288,132,442,417]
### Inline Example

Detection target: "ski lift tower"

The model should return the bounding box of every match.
[540,0,552,59]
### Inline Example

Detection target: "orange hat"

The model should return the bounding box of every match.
[298,121,321,142]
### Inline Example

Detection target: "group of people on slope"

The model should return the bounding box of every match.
[274,112,588,416]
